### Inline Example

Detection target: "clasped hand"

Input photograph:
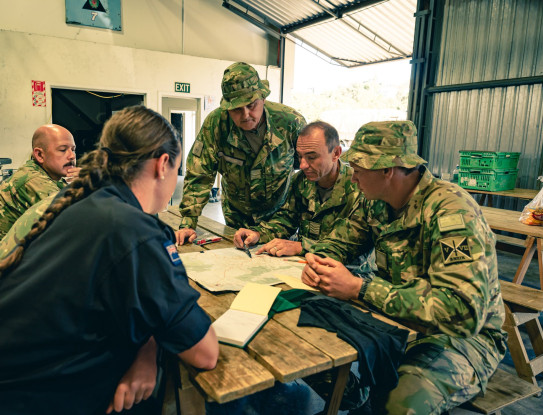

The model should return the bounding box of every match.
[301,253,363,301]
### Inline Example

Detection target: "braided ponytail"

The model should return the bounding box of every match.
[0,105,179,277]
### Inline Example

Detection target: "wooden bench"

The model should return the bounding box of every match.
[500,280,543,386]
[448,368,540,414]
[494,233,526,255]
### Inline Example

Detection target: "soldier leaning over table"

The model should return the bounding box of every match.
[233,120,375,268]
[175,62,306,245]
[302,120,507,414]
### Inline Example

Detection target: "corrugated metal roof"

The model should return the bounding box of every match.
[222,0,417,67]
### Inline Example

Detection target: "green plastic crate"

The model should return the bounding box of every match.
[458,168,518,191]
[459,150,520,170]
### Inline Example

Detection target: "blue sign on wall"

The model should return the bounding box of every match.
[66,0,122,31]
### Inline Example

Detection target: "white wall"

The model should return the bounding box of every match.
[0,0,283,167]
[184,0,273,63]
[0,0,273,60]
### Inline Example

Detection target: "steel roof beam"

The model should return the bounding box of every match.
[285,0,408,59]
[222,1,283,39]
[291,35,348,67]
[222,0,412,68]
[340,14,409,56]
[282,0,383,33]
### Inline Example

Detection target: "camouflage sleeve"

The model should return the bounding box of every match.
[0,194,55,260]
[311,199,373,263]
[178,114,220,229]
[13,175,60,214]
[291,112,306,170]
[363,198,495,338]
[300,237,316,255]
[251,173,301,243]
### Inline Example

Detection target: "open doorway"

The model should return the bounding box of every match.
[161,97,200,177]
[290,45,411,148]
[51,88,144,157]
[169,110,196,175]
[162,97,200,207]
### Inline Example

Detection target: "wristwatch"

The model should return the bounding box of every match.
[356,272,374,301]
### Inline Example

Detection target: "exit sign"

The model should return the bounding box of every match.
[175,82,190,93]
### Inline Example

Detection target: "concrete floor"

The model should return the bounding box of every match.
[167,177,542,414]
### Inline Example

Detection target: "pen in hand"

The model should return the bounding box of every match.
[282,258,308,264]
[243,242,252,259]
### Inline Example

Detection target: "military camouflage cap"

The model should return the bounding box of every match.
[220,62,271,110]
[343,120,427,170]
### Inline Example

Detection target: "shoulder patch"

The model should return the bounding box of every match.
[192,140,204,157]
[438,214,466,232]
[163,241,182,266]
[439,236,473,265]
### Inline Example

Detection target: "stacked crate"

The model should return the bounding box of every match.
[458,151,520,191]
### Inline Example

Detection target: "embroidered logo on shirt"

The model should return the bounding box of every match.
[439,237,473,264]
[218,152,244,166]
[163,241,182,265]
[308,221,320,238]
[437,214,466,232]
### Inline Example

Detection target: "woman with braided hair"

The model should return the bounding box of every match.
[0,106,218,414]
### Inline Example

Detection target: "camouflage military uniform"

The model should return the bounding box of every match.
[312,121,507,414]
[178,62,306,230]
[0,159,64,238]
[179,100,305,230]
[251,161,361,254]
[0,193,55,259]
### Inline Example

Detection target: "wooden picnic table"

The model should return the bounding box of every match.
[158,207,416,414]
[468,187,539,207]
[480,206,543,289]
[500,280,543,386]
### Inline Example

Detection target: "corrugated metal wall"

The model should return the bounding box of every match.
[423,0,543,206]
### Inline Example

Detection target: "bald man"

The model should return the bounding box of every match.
[0,124,79,238]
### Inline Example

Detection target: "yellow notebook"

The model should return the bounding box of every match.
[276,274,318,292]
[212,283,281,347]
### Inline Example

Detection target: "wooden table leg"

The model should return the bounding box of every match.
[502,303,539,386]
[525,316,543,361]
[323,363,352,415]
[513,237,537,285]
[537,238,543,290]
[173,362,206,415]
[487,194,493,207]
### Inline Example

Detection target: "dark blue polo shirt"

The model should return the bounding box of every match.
[0,181,211,414]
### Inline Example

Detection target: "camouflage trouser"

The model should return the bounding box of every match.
[381,341,493,415]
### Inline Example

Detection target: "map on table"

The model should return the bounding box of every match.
[179,247,306,292]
